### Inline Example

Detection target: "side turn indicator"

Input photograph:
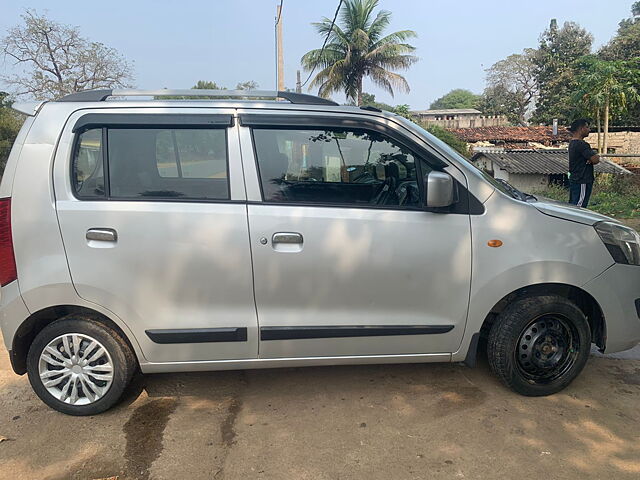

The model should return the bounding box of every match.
[487,239,503,248]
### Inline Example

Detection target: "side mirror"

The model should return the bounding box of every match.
[423,171,456,209]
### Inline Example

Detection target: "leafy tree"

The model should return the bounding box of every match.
[429,89,480,110]
[0,92,24,176]
[599,1,640,61]
[483,50,537,125]
[478,84,520,124]
[360,92,395,110]
[301,0,418,105]
[1,10,134,100]
[192,80,225,90]
[413,123,469,157]
[573,56,640,153]
[160,80,259,99]
[235,80,259,91]
[598,2,640,124]
[532,19,593,124]
[393,104,411,118]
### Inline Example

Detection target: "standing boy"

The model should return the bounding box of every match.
[568,119,600,208]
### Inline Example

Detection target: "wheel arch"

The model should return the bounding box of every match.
[466,283,605,367]
[10,305,140,375]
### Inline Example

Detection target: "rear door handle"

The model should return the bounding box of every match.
[86,228,117,242]
[272,232,303,244]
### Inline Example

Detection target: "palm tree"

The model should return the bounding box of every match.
[301,0,418,105]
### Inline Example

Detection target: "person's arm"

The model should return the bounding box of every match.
[580,141,599,164]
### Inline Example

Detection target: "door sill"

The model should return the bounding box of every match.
[140,352,451,374]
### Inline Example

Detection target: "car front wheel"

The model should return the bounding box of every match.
[487,295,591,396]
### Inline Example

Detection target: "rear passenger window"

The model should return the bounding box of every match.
[107,128,229,200]
[73,129,105,198]
[72,127,229,201]
[253,128,422,207]
[108,128,229,200]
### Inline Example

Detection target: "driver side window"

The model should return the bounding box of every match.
[253,127,426,208]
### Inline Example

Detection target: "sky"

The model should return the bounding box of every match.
[0,0,634,108]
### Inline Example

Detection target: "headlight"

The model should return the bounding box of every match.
[594,221,640,266]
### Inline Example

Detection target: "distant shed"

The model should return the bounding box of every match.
[472,149,631,191]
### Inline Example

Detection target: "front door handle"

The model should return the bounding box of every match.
[272,232,303,244]
[86,228,118,242]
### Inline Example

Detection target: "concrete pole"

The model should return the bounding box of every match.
[276,5,285,92]
[296,70,302,93]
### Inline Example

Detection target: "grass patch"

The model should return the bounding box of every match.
[532,174,640,219]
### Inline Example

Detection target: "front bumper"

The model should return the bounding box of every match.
[582,263,640,353]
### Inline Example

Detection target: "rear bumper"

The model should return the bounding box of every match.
[0,281,31,373]
[582,264,640,353]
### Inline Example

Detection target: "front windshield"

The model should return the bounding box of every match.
[393,115,528,200]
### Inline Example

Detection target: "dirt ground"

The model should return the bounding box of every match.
[1,333,640,480]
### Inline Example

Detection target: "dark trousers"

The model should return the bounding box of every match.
[569,182,593,208]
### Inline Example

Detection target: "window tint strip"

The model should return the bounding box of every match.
[73,114,234,132]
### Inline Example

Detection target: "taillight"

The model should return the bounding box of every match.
[0,198,17,286]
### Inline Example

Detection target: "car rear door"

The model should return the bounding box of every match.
[54,108,258,364]
[239,111,472,359]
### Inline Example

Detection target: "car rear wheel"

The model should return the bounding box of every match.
[487,295,591,396]
[27,315,136,415]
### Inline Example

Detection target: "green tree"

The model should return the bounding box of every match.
[0,92,24,176]
[159,80,259,99]
[483,50,537,125]
[421,124,469,157]
[192,80,225,90]
[599,2,640,61]
[393,104,411,119]
[301,0,418,105]
[235,80,259,91]
[532,19,593,124]
[573,56,640,153]
[478,85,520,124]
[598,2,640,124]
[360,92,395,110]
[1,10,133,100]
[429,89,480,110]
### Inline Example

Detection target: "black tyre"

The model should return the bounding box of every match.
[487,295,591,396]
[26,315,136,415]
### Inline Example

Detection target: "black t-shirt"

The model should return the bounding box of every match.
[568,139,596,184]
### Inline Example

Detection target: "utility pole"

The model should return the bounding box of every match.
[296,70,302,93]
[276,4,285,92]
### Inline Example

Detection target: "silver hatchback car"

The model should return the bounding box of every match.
[1,89,639,415]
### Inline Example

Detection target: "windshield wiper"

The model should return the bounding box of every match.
[496,179,524,200]
[495,179,537,202]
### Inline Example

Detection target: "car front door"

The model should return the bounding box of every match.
[54,109,258,363]
[239,112,472,359]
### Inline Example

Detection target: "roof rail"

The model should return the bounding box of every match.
[57,89,339,106]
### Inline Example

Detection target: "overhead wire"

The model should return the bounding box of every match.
[300,0,344,89]
[275,0,283,26]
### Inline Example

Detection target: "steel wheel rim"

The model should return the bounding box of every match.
[38,333,114,405]
[515,314,580,384]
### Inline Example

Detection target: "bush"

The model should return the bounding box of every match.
[420,123,470,157]
[532,174,640,218]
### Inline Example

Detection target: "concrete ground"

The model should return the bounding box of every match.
[1,334,640,480]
